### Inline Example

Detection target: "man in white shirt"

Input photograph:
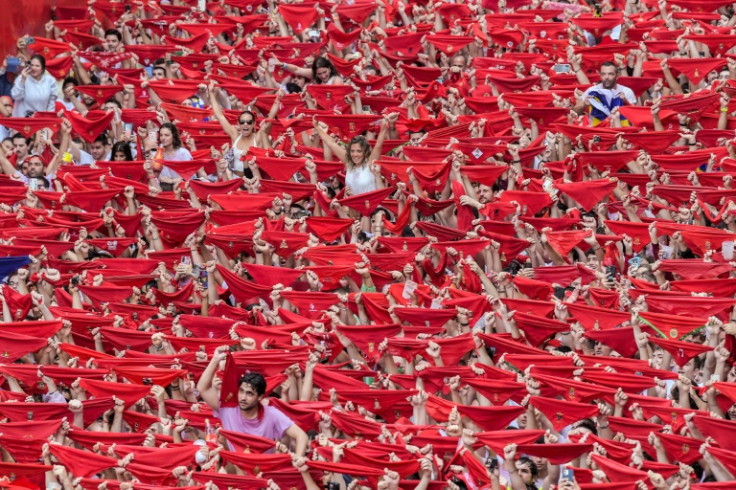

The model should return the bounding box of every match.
[573,61,636,126]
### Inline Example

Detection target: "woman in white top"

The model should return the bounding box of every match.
[11,55,58,117]
[312,113,397,196]
[281,56,344,86]
[207,81,281,177]
[157,122,193,183]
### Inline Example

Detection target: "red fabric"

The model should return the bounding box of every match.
[584,327,638,357]
[565,302,630,330]
[516,443,594,464]
[337,186,395,215]
[74,85,123,104]
[64,109,115,143]
[0,332,49,362]
[0,117,62,138]
[555,179,617,212]
[305,216,354,242]
[220,429,276,453]
[278,5,319,34]
[463,378,526,405]
[513,311,571,347]
[305,85,353,112]
[590,454,647,483]
[78,379,152,406]
[545,229,591,259]
[529,395,600,431]
[638,310,707,340]
[667,58,728,84]
[48,444,117,478]
[692,415,736,451]
[426,35,475,55]
[475,429,546,454]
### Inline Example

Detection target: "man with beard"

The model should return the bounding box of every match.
[573,61,636,126]
[197,346,308,456]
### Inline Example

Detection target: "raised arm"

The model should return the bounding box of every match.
[312,117,347,163]
[208,81,239,140]
[368,112,397,162]
[257,89,284,148]
[195,346,229,411]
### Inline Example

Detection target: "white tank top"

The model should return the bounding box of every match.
[232,134,259,173]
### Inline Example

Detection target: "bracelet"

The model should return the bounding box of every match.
[512,159,521,164]
[722,107,729,113]
[170,385,180,391]
[688,143,696,146]
[152,235,160,240]
[598,423,609,429]
[592,246,601,252]
[460,322,469,327]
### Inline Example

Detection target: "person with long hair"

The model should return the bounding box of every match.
[207,81,281,177]
[111,141,134,161]
[146,122,202,187]
[312,112,397,195]
[10,54,58,117]
[280,56,343,85]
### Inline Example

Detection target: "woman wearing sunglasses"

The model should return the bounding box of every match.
[207,81,282,177]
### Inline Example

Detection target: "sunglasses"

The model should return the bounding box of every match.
[239,119,255,125]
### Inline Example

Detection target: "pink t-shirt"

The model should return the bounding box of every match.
[216,405,294,442]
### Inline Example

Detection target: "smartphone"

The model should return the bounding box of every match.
[181,256,191,265]
[326,483,340,490]
[553,286,566,300]
[166,59,173,66]
[26,37,35,45]
[553,63,571,74]
[125,4,131,12]
[605,265,616,282]
[28,179,38,191]
[561,467,575,481]
[487,459,499,472]
[593,3,602,17]
[6,57,21,74]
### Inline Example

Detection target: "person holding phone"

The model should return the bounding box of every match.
[10,54,58,118]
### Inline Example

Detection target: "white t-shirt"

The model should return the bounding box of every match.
[582,83,637,123]
[160,147,193,180]
[345,164,375,195]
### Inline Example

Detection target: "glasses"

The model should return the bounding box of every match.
[239,119,255,125]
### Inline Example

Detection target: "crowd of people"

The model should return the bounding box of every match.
[0,0,736,488]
